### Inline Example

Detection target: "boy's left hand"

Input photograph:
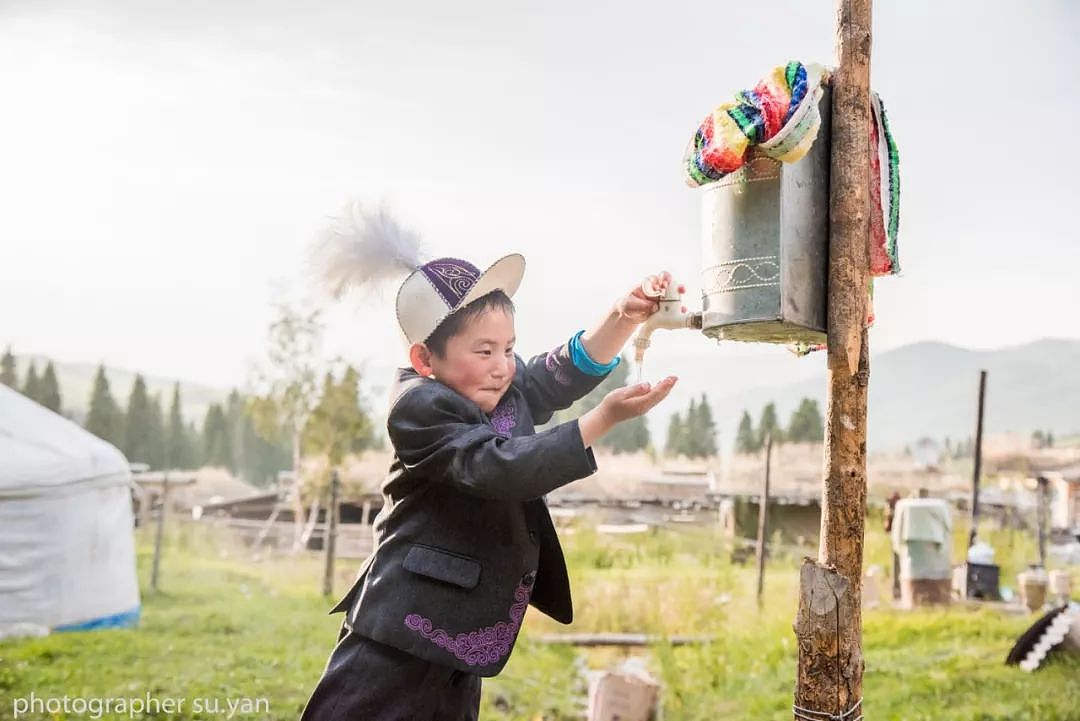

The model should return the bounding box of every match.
[616,271,673,324]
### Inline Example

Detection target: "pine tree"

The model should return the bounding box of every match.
[40,362,62,413]
[187,421,202,467]
[0,346,17,388]
[683,398,699,456]
[22,362,41,403]
[146,394,166,469]
[225,389,246,475]
[166,383,194,469]
[203,404,232,468]
[758,402,782,447]
[123,375,155,465]
[735,410,757,453]
[240,411,291,486]
[665,412,684,456]
[85,364,124,447]
[787,397,824,443]
[695,394,718,457]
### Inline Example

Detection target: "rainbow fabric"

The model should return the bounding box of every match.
[684,60,901,278]
[684,61,828,186]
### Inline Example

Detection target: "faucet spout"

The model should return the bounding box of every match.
[631,280,702,366]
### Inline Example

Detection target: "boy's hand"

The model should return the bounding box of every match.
[616,271,673,324]
[578,376,678,447]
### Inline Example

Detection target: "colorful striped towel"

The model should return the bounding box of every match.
[684,61,900,277]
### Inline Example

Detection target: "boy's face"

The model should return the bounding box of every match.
[426,308,517,414]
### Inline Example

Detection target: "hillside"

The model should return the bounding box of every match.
[13,338,1078,453]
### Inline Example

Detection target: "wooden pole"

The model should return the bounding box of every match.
[756,434,773,607]
[795,0,871,717]
[969,370,987,548]
[1036,476,1048,568]
[151,473,169,592]
[322,469,340,597]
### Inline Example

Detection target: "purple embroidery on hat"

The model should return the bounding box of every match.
[421,258,481,308]
[489,398,517,437]
[545,345,573,386]
[404,579,533,667]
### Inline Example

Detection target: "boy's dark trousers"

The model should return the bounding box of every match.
[299,624,481,721]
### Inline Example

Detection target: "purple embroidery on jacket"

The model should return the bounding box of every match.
[404,580,533,667]
[545,345,573,386]
[489,398,517,437]
[420,258,481,308]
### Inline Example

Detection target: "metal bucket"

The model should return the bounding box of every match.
[699,89,831,344]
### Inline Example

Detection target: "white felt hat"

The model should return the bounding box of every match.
[396,253,525,345]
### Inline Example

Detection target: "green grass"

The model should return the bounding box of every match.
[1,519,1077,720]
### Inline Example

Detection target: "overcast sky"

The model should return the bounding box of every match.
[1,0,1077,394]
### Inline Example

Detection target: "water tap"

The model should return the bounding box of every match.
[632,278,703,367]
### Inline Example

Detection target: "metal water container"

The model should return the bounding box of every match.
[699,90,831,345]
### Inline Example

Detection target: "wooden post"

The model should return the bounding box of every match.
[794,0,872,718]
[151,473,169,592]
[1036,476,1048,568]
[322,469,340,597]
[756,434,773,607]
[969,370,987,548]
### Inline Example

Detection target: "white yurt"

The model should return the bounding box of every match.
[0,384,140,638]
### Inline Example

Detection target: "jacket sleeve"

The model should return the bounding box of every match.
[513,341,610,426]
[388,384,598,502]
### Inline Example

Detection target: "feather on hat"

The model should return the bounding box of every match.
[309,200,524,346]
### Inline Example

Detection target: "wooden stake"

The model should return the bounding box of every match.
[151,473,169,592]
[795,0,872,717]
[1036,476,1048,568]
[756,434,773,607]
[969,370,987,548]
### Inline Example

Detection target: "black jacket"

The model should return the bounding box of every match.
[329,341,608,676]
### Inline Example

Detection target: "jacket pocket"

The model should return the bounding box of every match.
[402,544,482,589]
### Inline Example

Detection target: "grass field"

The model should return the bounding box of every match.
[1,516,1077,721]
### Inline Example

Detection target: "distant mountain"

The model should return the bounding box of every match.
[12,356,228,426]
[12,338,1078,452]
[662,338,1080,453]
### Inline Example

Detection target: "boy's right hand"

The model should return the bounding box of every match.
[578,376,678,448]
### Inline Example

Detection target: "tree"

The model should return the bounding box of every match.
[303,366,375,468]
[123,375,156,466]
[787,397,824,443]
[735,410,757,453]
[40,362,62,413]
[202,404,232,468]
[684,397,698,456]
[693,394,718,457]
[166,383,195,469]
[146,394,166,469]
[22,362,42,403]
[248,300,326,551]
[1,346,17,387]
[186,420,202,466]
[225,389,246,476]
[665,412,684,456]
[758,402,782,447]
[85,364,124,447]
[239,413,292,487]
